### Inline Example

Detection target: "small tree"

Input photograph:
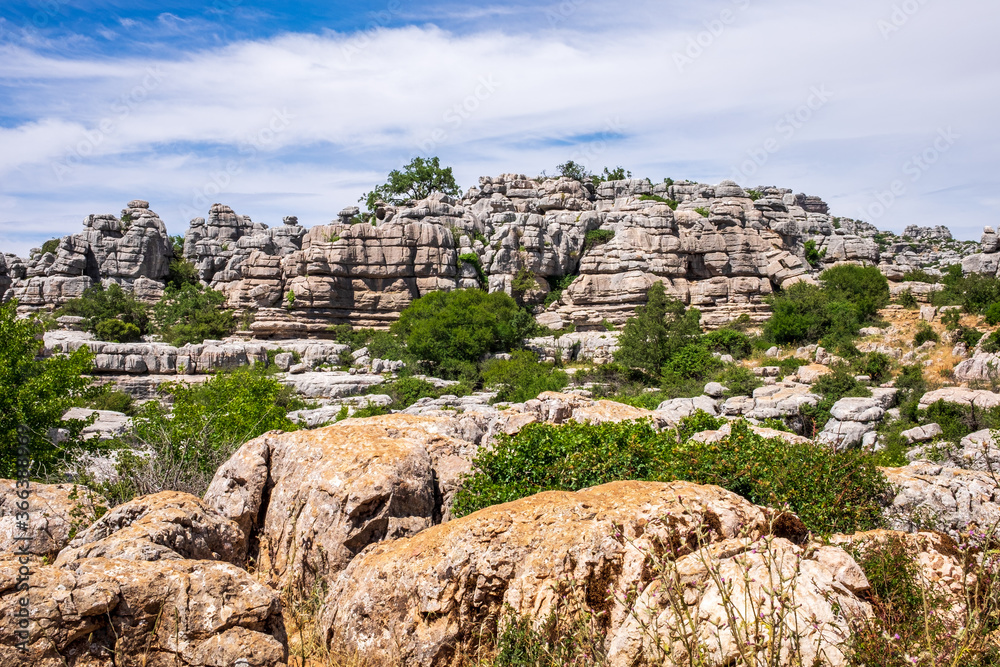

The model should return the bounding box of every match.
[0,300,98,477]
[59,283,150,341]
[614,282,702,378]
[361,156,461,213]
[556,160,591,182]
[153,283,236,346]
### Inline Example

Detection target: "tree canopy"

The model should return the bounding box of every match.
[361,156,461,213]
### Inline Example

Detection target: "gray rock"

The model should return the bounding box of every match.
[900,423,942,444]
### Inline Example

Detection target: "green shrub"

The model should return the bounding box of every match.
[41,238,60,255]
[391,289,534,377]
[638,194,679,210]
[556,160,590,181]
[457,253,487,286]
[703,329,753,359]
[896,289,918,309]
[544,275,578,308]
[820,264,891,323]
[79,388,135,416]
[931,268,1000,315]
[152,283,236,346]
[0,300,100,478]
[379,376,447,408]
[922,400,1000,442]
[983,331,1000,354]
[717,364,763,397]
[746,188,763,201]
[482,351,569,403]
[59,283,151,338]
[582,229,614,253]
[94,318,142,343]
[900,269,937,283]
[800,366,872,435]
[804,240,824,267]
[453,419,890,534]
[958,326,985,349]
[985,302,1000,326]
[102,365,304,503]
[941,308,961,329]
[676,409,725,441]
[661,344,721,381]
[694,207,710,217]
[852,352,893,384]
[361,156,461,212]
[913,322,940,346]
[776,356,808,377]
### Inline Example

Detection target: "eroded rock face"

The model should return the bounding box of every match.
[883,462,1000,536]
[202,415,478,595]
[0,557,287,667]
[320,480,870,667]
[55,491,246,566]
[0,482,107,559]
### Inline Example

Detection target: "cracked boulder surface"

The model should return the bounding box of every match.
[0,481,108,559]
[0,557,287,667]
[203,414,477,596]
[321,480,790,667]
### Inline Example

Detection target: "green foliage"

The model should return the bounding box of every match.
[940,308,961,330]
[457,252,487,286]
[482,351,569,403]
[985,302,1000,326]
[59,283,151,340]
[511,267,538,302]
[746,188,763,201]
[900,269,937,283]
[79,388,136,415]
[391,289,535,377]
[41,238,60,255]
[453,418,890,534]
[896,289,918,309]
[776,356,808,377]
[800,365,873,435]
[361,156,461,212]
[165,258,200,289]
[694,207,710,217]
[615,283,702,379]
[103,365,303,502]
[661,344,721,381]
[922,400,1000,442]
[804,239,825,267]
[763,265,890,350]
[958,326,985,349]
[703,329,753,359]
[582,229,614,253]
[676,409,725,441]
[152,283,236,346]
[931,269,1000,315]
[94,318,142,343]
[592,166,631,183]
[852,351,893,384]
[913,322,940,346]
[983,331,1000,354]
[543,275,578,308]
[0,300,99,478]
[717,364,763,398]
[638,194,679,210]
[378,376,452,409]
[556,160,590,181]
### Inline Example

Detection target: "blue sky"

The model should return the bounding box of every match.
[1,0,998,256]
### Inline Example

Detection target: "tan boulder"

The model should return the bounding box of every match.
[605,537,871,667]
[689,421,813,446]
[0,481,107,559]
[321,480,805,666]
[203,415,475,596]
[55,491,246,566]
[518,391,668,428]
[0,557,286,667]
[882,462,1000,537]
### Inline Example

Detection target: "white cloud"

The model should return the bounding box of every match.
[1,0,998,257]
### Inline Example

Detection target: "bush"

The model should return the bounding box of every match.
[820,264,891,323]
[983,331,1000,354]
[661,343,721,381]
[986,302,1000,326]
[922,399,1000,442]
[391,289,535,377]
[152,283,236,346]
[482,351,569,403]
[361,156,460,212]
[703,328,753,359]
[896,289,918,309]
[59,283,151,338]
[0,300,99,478]
[913,322,940,346]
[379,376,448,408]
[801,365,873,435]
[94,318,142,343]
[694,207,710,217]
[102,365,304,503]
[958,326,985,349]
[544,275,578,308]
[853,351,893,384]
[931,268,1000,315]
[556,160,590,181]
[900,269,937,283]
[41,238,60,255]
[717,364,763,397]
[804,239,824,267]
[453,419,890,534]
[582,229,614,253]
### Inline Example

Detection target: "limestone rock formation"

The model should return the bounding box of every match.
[883,462,1000,536]
[0,557,287,666]
[55,491,247,566]
[0,482,107,559]
[962,227,1000,277]
[321,480,869,667]
[202,415,477,595]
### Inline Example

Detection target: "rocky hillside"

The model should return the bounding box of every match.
[2,177,991,334]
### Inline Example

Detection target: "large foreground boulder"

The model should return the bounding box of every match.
[203,415,478,596]
[0,557,286,666]
[321,480,870,666]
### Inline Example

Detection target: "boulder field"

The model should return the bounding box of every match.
[2,399,995,666]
